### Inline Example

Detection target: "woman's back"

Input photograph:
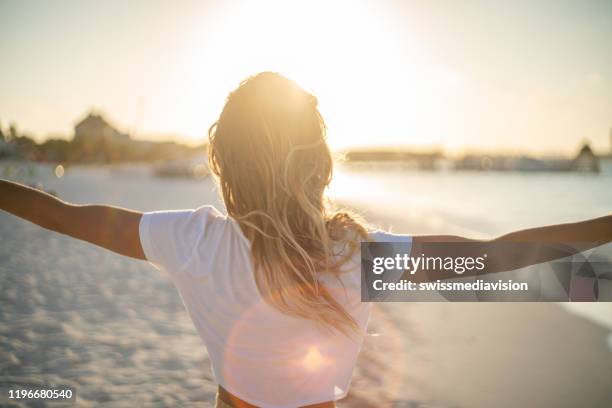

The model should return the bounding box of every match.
[139,205,410,407]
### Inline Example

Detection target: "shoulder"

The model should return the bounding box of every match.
[367,229,413,244]
[172,205,238,248]
[191,205,243,242]
[139,205,239,274]
[140,205,228,242]
[191,205,228,227]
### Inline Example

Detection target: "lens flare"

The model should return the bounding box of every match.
[54,164,65,178]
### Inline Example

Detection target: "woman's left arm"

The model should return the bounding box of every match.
[0,179,145,260]
[411,215,612,280]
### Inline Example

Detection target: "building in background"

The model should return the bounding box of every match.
[571,143,599,172]
[72,111,132,162]
[74,112,130,143]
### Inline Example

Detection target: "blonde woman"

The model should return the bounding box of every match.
[1,72,610,408]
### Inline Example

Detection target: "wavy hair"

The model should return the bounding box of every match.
[208,72,367,336]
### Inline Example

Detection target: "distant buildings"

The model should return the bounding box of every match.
[344,143,601,173]
[571,144,599,172]
[0,111,206,163]
[344,148,443,170]
[72,111,132,162]
[455,143,600,173]
[64,110,205,163]
[74,112,130,145]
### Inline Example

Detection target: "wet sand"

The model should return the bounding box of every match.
[348,206,612,408]
[1,164,611,407]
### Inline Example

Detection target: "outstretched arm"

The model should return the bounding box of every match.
[410,215,612,281]
[0,179,145,259]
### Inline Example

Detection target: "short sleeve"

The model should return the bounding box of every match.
[365,230,413,300]
[139,205,224,275]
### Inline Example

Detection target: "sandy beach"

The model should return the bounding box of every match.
[1,164,611,407]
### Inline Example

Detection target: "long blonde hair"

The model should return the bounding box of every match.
[208,72,367,336]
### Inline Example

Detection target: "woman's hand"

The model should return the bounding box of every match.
[0,179,145,259]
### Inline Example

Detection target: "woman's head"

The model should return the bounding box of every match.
[209,72,332,217]
[209,72,365,336]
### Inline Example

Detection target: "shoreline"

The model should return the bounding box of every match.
[343,202,612,408]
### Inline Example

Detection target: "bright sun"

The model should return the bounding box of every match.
[176,0,456,148]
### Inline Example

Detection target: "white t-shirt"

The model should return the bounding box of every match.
[139,205,412,408]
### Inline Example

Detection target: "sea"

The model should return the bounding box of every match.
[3,159,612,342]
[330,161,612,347]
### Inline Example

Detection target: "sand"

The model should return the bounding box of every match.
[347,207,612,408]
[1,164,611,407]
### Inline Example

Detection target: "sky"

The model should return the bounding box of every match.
[1,0,611,155]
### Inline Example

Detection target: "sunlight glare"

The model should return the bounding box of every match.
[182,0,460,148]
[302,346,328,372]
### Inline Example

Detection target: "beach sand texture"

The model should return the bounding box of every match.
[1,164,611,407]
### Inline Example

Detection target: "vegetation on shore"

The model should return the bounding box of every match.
[0,122,206,164]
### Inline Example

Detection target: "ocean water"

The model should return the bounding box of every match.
[3,160,612,333]
[330,161,612,341]
[331,161,612,237]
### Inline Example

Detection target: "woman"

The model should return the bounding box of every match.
[1,72,610,408]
